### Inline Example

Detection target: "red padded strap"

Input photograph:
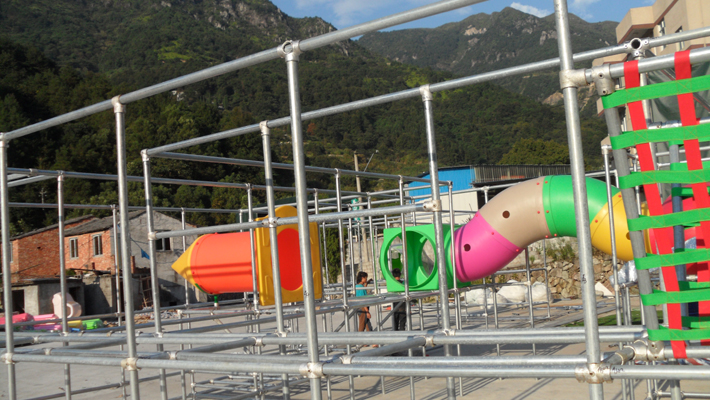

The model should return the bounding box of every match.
[676,50,710,344]
[625,59,687,358]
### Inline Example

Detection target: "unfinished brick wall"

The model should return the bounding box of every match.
[11,218,94,281]
[64,230,116,273]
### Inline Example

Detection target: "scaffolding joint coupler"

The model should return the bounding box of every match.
[252,336,264,347]
[559,68,589,90]
[259,120,270,135]
[111,95,125,113]
[267,217,279,228]
[299,361,326,378]
[421,335,435,348]
[121,357,141,371]
[278,40,302,62]
[574,362,613,384]
[422,199,442,212]
[626,37,650,58]
[1,352,15,365]
[589,64,615,96]
[630,339,664,362]
[419,84,433,102]
[141,149,149,162]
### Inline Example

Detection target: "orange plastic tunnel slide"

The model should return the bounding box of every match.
[172,205,322,306]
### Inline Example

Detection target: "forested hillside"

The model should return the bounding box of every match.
[0,0,608,235]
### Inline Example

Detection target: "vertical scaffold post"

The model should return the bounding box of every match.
[602,146,630,400]
[420,84,456,400]
[553,2,603,399]
[113,96,141,400]
[0,138,16,400]
[280,40,322,400]
[260,121,290,400]
[397,177,416,400]
[141,150,169,400]
[335,170,356,400]
[111,205,127,399]
[57,173,73,400]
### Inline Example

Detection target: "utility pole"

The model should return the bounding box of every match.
[353,152,362,194]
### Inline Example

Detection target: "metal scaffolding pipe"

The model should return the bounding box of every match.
[153,203,424,239]
[554,2,603,400]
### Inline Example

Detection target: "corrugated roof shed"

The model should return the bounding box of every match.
[64,211,145,236]
[10,215,95,241]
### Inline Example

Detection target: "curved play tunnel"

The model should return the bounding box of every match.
[382,175,636,290]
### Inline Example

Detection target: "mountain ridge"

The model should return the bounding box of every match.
[358,7,618,113]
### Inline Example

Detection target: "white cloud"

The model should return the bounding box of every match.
[570,0,600,19]
[510,2,551,18]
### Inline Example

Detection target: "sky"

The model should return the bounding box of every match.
[270,0,657,31]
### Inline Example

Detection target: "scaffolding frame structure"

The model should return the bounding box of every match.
[2,1,710,400]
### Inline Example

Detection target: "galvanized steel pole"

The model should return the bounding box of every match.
[113,97,141,400]
[553,1,603,399]
[420,84,456,399]
[0,139,16,400]
[140,151,168,400]
[260,122,291,400]
[57,174,73,400]
[281,40,322,400]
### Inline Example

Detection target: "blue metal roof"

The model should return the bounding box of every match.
[407,166,474,198]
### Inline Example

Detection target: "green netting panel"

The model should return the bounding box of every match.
[627,208,710,231]
[648,326,710,341]
[618,166,710,189]
[635,249,710,270]
[640,286,710,305]
[610,124,710,149]
[670,186,710,197]
[602,74,710,109]
[682,316,710,329]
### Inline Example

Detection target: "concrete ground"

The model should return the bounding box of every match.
[1,296,708,399]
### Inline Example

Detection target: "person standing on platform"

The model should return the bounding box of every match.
[355,271,371,331]
[392,269,407,331]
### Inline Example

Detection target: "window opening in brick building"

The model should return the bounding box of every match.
[156,237,171,251]
[92,234,103,256]
[69,238,79,259]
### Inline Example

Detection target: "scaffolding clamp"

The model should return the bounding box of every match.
[559,69,588,90]
[278,40,302,62]
[259,120,270,135]
[626,37,650,58]
[422,200,441,212]
[340,354,354,365]
[300,361,326,378]
[589,65,615,96]
[141,149,149,162]
[252,336,264,347]
[629,339,664,362]
[574,363,612,384]
[121,357,140,371]
[422,335,435,348]
[111,95,125,113]
[148,231,157,241]
[419,85,433,102]
[267,217,279,228]
[1,352,15,365]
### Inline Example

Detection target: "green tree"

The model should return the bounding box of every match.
[498,138,570,165]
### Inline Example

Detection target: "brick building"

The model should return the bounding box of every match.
[4,210,201,314]
[9,215,95,282]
